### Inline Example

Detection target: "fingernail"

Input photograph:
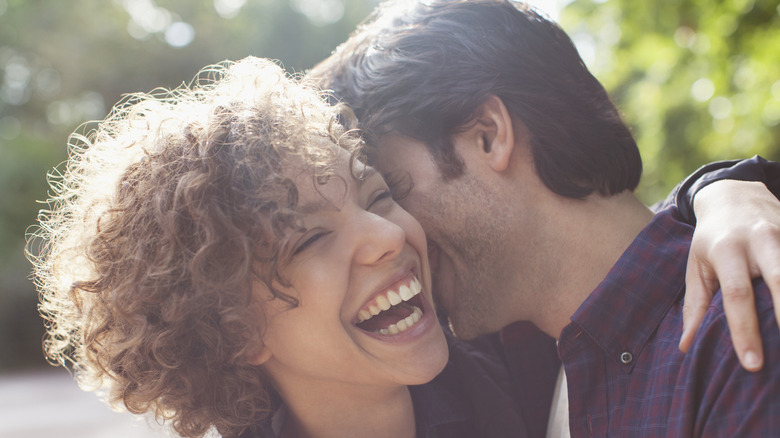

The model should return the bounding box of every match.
[744,351,761,369]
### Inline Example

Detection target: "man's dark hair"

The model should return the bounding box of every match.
[309,0,642,198]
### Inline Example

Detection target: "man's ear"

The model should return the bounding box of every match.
[245,342,273,366]
[471,95,523,173]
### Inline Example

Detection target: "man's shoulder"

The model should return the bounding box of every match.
[671,277,780,436]
[611,275,779,436]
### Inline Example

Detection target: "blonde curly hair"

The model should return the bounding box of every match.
[28,57,363,438]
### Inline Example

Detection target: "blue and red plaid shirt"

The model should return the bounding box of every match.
[557,206,780,437]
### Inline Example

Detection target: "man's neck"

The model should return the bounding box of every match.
[526,191,654,339]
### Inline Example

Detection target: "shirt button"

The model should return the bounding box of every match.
[620,351,633,364]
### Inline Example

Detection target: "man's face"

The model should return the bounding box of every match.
[374,134,520,339]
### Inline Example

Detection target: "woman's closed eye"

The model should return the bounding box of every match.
[292,230,330,255]
[368,189,394,209]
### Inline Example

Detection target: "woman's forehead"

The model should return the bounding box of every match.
[287,152,381,212]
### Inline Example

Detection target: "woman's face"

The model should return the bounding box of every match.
[256,151,448,395]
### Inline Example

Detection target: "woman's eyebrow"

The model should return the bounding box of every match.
[361,165,378,179]
[296,168,382,215]
[298,198,337,215]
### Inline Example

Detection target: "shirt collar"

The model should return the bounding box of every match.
[560,208,692,371]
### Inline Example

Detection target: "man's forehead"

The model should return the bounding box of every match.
[371,134,433,176]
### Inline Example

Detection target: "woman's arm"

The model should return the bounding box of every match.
[669,156,780,372]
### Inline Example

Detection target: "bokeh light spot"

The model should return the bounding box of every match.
[214,0,246,19]
[762,100,780,127]
[165,22,195,48]
[290,0,344,26]
[691,78,715,102]
[708,96,733,119]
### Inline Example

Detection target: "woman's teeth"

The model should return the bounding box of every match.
[355,276,425,335]
[376,305,423,335]
[356,276,422,323]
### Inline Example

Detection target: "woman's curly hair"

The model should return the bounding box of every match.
[28,57,363,438]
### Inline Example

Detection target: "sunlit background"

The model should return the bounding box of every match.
[1,0,778,436]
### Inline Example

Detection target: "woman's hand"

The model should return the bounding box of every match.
[681,179,780,372]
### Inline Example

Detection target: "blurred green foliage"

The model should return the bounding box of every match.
[1,0,779,370]
[561,0,780,201]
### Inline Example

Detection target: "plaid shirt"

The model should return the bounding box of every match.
[558,207,780,437]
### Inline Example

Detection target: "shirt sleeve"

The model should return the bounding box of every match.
[652,156,780,224]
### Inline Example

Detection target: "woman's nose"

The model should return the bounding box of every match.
[353,212,406,265]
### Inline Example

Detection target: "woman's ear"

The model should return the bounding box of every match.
[244,300,273,366]
[246,343,273,365]
[470,95,523,173]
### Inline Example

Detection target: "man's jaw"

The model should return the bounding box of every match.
[427,239,441,276]
[425,240,457,319]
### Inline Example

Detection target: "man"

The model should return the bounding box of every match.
[309,0,780,436]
